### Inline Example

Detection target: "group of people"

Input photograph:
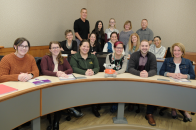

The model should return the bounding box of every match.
[0,7,195,130]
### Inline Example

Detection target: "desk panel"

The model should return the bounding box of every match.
[0,90,40,130]
[42,81,196,115]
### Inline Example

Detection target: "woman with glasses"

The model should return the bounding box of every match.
[105,41,127,75]
[40,41,83,130]
[0,37,39,83]
[60,29,77,54]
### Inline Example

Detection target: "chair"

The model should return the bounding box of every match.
[0,55,4,61]
[96,52,110,72]
[34,57,42,75]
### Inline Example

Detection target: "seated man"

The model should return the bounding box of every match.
[128,40,157,126]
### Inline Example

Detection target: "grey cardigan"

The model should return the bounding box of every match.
[128,51,157,77]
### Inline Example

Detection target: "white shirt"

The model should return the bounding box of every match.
[174,63,180,73]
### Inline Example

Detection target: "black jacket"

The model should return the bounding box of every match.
[128,51,157,77]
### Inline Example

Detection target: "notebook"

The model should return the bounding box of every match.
[170,77,191,82]
[59,74,76,80]
[28,77,51,85]
[0,84,18,95]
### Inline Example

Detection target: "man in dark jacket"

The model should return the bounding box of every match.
[128,40,157,126]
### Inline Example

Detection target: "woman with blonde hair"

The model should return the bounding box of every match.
[119,20,134,47]
[125,33,140,58]
[159,42,195,122]
[105,18,119,43]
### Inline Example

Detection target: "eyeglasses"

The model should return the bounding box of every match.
[18,45,29,49]
[116,47,123,50]
[51,47,60,50]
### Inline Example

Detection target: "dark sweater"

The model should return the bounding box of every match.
[60,40,77,54]
[128,51,157,77]
[40,55,73,76]
[90,42,102,53]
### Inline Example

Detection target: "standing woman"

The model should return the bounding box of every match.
[149,36,166,59]
[89,32,102,55]
[125,33,140,58]
[159,43,195,122]
[92,20,105,50]
[40,41,83,130]
[60,30,77,54]
[119,20,134,48]
[105,18,119,43]
[0,37,39,83]
[105,41,127,75]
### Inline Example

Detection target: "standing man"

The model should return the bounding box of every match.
[74,8,90,48]
[128,40,157,126]
[136,19,154,45]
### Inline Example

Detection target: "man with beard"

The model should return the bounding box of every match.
[128,40,157,126]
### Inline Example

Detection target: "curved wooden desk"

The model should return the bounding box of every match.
[0,73,196,130]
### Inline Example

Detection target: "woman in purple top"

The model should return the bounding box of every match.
[40,41,83,129]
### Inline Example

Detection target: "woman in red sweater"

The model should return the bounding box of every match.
[0,37,39,83]
[40,41,83,130]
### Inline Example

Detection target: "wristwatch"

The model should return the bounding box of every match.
[30,73,34,78]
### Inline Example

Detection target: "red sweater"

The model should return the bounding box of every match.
[0,53,39,83]
[40,55,73,76]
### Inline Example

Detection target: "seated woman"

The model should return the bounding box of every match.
[70,39,100,117]
[60,29,77,55]
[105,41,127,75]
[92,20,105,50]
[105,18,119,43]
[125,33,140,58]
[103,32,125,55]
[149,36,166,59]
[40,41,83,129]
[0,37,39,83]
[89,32,102,55]
[119,20,134,48]
[159,42,195,122]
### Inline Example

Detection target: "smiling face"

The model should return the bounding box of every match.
[80,9,87,19]
[109,19,115,27]
[49,43,61,57]
[154,37,161,48]
[114,44,124,55]
[15,41,29,58]
[141,20,148,29]
[80,42,90,55]
[173,46,183,58]
[90,34,96,44]
[131,35,138,44]
[124,23,131,30]
[111,33,118,43]
[66,32,73,41]
[140,41,150,55]
[98,22,102,30]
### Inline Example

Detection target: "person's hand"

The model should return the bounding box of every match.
[60,48,64,51]
[85,69,94,76]
[60,73,68,78]
[18,73,32,82]
[176,73,187,79]
[71,50,77,54]
[170,73,178,79]
[56,71,64,77]
[91,52,96,55]
[140,70,148,78]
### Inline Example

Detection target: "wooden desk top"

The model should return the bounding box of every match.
[0,46,4,49]
[1,72,196,102]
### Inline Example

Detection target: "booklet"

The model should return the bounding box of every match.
[170,77,191,82]
[0,84,18,95]
[28,77,51,85]
[59,74,76,80]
